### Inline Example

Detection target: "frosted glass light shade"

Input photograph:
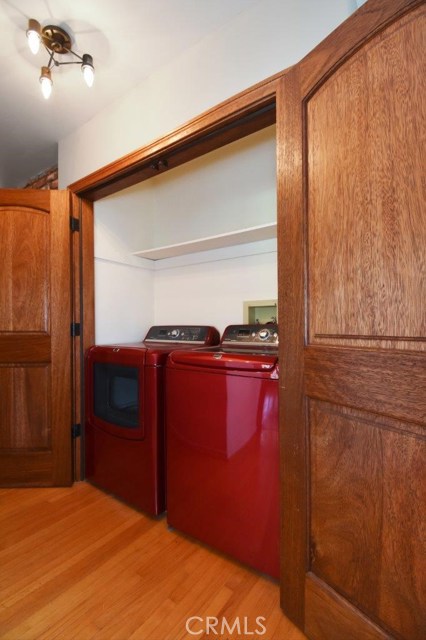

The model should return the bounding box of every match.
[28,31,40,54]
[40,67,52,99]
[27,19,41,55]
[81,54,94,87]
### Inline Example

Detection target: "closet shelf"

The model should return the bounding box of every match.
[132,222,277,261]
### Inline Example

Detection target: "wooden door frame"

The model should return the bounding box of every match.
[67,0,418,622]
[70,194,94,480]
[68,70,284,481]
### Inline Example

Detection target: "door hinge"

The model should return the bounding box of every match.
[72,423,81,439]
[71,322,81,337]
[70,216,80,232]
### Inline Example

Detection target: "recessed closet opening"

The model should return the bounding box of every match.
[93,124,277,344]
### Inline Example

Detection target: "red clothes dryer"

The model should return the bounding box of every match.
[166,324,279,578]
[85,325,220,515]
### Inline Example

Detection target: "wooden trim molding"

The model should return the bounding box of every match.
[68,71,287,201]
[277,64,307,627]
[70,195,95,481]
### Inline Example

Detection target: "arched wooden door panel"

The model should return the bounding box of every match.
[278,1,425,639]
[0,190,72,486]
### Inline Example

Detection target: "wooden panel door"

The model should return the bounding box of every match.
[277,1,425,639]
[0,190,72,486]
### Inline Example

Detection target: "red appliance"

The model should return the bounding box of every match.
[166,324,279,578]
[85,325,220,515]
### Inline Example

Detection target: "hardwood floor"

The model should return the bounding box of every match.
[0,482,306,640]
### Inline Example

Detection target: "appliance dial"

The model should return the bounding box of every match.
[258,328,270,341]
[170,329,180,338]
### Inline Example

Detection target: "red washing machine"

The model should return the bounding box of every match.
[166,324,279,578]
[85,325,220,515]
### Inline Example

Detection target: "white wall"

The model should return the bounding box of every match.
[59,0,357,187]
[94,194,155,343]
[94,239,277,344]
[154,245,277,336]
[95,126,276,254]
[66,0,358,344]
[95,260,154,343]
[94,127,277,343]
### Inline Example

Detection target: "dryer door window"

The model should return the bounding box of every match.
[94,363,140,429]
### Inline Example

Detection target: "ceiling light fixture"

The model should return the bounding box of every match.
[26,19,95,99]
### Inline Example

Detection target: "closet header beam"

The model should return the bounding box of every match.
[68,70,286,201]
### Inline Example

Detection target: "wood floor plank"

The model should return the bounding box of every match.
[0,482,306,639]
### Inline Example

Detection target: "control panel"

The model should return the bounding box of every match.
[222,324,279,346]
[144,325,220,345]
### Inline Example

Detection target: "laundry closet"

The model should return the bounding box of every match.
[93,125,277,344]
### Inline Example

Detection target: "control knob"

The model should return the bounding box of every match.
[258,328,270,341]
[170,329,180,338]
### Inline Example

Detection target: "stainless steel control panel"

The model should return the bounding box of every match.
[221,324,278,346]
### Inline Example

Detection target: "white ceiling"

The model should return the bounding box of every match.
[0,0,260,187]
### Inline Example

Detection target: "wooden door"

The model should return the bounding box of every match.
[0,190,73,486]
[277,1,425,639]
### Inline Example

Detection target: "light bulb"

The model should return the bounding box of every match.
[27,19,41,55]
[81,54,94,88]
[40,67,52,100]
[28,31,40,55]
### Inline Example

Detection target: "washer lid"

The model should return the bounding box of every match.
[168,350,278,372]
